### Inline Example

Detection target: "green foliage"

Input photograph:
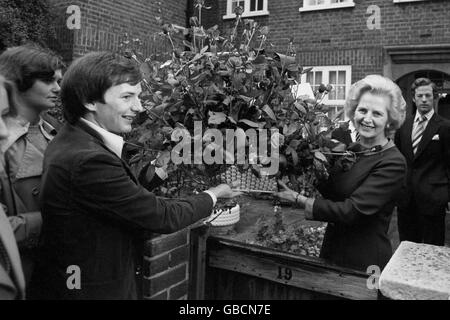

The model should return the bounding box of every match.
[121,5,343,198]
[0,0,56,51]
[249,204,326,257]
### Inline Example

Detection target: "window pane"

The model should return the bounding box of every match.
[338,71,346,85]
[250,0,256,11]
[337,85,345,100]
[329,71,337,85]
[258,0,264,11]
[329,90,336,100]
[232,0,245,11]
[308,0,321,6]
[315,71,322,86]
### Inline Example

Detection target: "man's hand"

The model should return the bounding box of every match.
[208,184,242,199]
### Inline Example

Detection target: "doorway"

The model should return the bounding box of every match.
[396,70,450,119]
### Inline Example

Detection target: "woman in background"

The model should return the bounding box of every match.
[276,75,407,272]
[0,75,25,299]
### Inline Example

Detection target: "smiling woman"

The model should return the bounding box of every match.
[276,75,408,272]
[346,75,407,144]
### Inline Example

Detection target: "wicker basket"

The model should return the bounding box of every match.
[206,204,240,227]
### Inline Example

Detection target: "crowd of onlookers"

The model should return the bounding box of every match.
[0,43,448,300]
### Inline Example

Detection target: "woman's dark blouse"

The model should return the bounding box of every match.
[313,142,406,271]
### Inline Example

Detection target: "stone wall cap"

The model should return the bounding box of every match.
[379,241,450,300]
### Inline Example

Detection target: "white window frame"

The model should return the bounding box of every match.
[223,0,269,20]
[300,65,352,106]
[299,0,355,13]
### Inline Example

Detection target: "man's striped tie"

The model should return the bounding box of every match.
[355,131,360,142]
[412,115,427,155]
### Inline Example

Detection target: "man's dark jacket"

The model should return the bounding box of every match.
[394,113,450,217]
[28,121,214,300]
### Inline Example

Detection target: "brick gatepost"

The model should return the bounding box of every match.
[142,228,192,300]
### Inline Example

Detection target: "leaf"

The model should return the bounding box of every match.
[252,55,267,64]
[301,67,313,74]
[191,53,203,63]
[331,143,346,153]
[239,119,260,128]
[227,116,237,124]
[200,46,209,54]
[285,123,300,136]
[160,60,173,69]
[294,102,307,114]
[290,111,300,120]
[207,25,218,33]
[155,151,171,167]
[314,151,328,163]
[183,40,195,51]
[262,104,276,121]
[259,26,269,36]
[274,52,296,68]
[222,96,232,106]
[208,111,227,125]
[289,139,301,149]
[238,95,252,103]
[139,62,152,81]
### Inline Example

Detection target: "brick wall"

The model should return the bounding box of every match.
[48,0,189,61]
[203,0,450,79]
[46,0,76,62]
[142,229,191,300]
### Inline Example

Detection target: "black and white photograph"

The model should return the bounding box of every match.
[0,0,449,305]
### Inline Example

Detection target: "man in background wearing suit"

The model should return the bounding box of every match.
[395,77,450,246]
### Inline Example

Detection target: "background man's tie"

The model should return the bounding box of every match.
[412,115,427,155]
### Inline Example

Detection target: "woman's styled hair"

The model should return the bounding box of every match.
[0,44,65,92]
[345,75,407,136]
[61,51,142,124]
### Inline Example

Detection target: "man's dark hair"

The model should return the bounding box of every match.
[0,43,65,92]
[411,77,438,98]
[61,51,142,124]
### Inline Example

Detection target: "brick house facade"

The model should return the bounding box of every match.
[47,0,190,61]
[203,0,450,118]
[47,0,450,117]
[42,0,450,300]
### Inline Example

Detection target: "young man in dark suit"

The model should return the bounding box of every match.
[29,52,237,300]
[394,77,450,246]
